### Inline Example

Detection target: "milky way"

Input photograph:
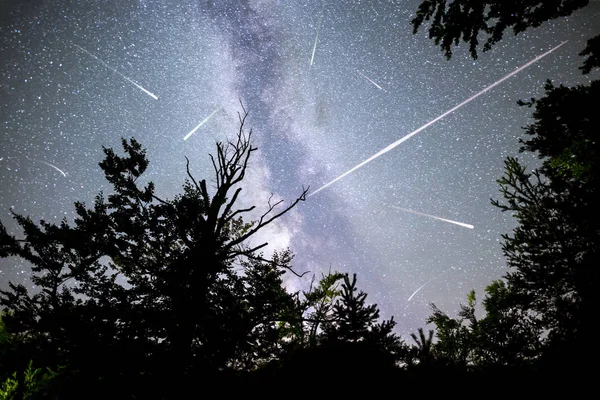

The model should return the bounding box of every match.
[1,0,598,337]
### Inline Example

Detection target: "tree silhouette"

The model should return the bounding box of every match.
[492,81,600,367]
[476,280,541,366]
[417,77,600,374]
[295,269,345,347]
[324,273,383,341]
[320,273,403,366]
[412,0,598,74]
[409,327,435,367]
[0,106,309,398]
[230,249,301,370]
[426,283,541,370]
[412,0,600,383]
[270,273,404,392]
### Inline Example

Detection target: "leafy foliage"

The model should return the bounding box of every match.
[322,273,403,363]
[0,361,57,400]
[0,109,408,397]
[411,0,600,379]
[0,109,311,398]
[492,80,600,358]
[412,0,598,72]
[425,282,541,369]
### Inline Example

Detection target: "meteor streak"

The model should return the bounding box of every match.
[358,71,383,90]
[74,44,159,100]
[407,276,437,302]
[310,6,325,66]
[308,41,567,197]
[391,206,474,229]
[37,160,67,177]
[183,107,221,141]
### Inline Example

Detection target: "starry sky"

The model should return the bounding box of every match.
[1,0,599,338]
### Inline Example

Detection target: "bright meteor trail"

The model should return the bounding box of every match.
[358,71,383,90]
[308,41,567,197]
[37,160,67,177]
[391,206,474,229]
[74,44,159,100]
[407,276,437,302]
[183,107,221,141]
[310,6,325,66]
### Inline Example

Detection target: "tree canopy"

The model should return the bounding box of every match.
[0,109,404,398]
[412,0,599,74]
[412,0,600,383]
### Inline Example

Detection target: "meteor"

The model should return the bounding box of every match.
[358,70,383,90]
[74,44,159,100]
[310,5,325,66]
[391,206,474,229]
[308,41,568,197]
[183,107,221,141]
[407,276,437,302]
[37,160,67,177]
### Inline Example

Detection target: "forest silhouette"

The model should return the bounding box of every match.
[1,1,599,398]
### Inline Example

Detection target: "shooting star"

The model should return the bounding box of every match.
[407,276,437,302]
[183,107,221,141]
[37,160,67,177]
[310,5,325,66]
[391,206,474,229]
[358,70,383,90]
[74,44,159,100]
[308,41,567,197]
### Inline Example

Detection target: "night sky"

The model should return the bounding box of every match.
[1,0,599,338]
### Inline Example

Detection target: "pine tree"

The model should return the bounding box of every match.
[322,273,403,367]
[426,283,541,369]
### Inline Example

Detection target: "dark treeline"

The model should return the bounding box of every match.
[1,1,599,398]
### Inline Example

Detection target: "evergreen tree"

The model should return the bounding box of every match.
[492,80,600,363]
[321,273,403,367]
[323,274,397,345]
[271,272,404,391]
[408,327,435,367]
[413,0,600,380]
[231,249,301,370]
[426,283,541,369]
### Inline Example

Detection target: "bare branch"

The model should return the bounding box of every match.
[226,186,309,251]
[230,242,269,258]
[216,187,245,234]
[224,204,256,224]
[184,156,201,192]
[243,252,309,278]
[237,100,248,127]
[152,194,170,206]
[209,154,221,188]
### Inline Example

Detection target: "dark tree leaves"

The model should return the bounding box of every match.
[412,0,592,65]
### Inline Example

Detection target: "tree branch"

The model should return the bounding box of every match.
[243,252,309,278]
[226,186,308,251]
[185,156,201,193]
